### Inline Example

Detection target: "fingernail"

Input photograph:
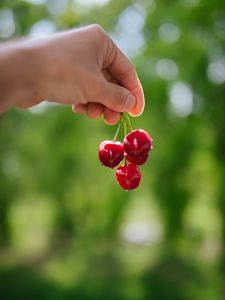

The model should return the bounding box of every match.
[73,105,86,114]
[124,94,136,112]
[129,102,145,117]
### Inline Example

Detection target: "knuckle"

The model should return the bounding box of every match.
[130,64,136,76]
[118,64,136,82]
[87,24,107,54]
[90,24,104,37]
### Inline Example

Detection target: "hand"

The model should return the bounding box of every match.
[1,25,145,124]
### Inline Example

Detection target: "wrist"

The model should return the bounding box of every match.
[0,42,39,112]
[14,43,39,106]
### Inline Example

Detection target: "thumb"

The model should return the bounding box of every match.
[97,81,137,113]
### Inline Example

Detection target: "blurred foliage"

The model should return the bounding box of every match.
[0,0,225,299]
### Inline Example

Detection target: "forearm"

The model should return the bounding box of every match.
[0,42,36,113]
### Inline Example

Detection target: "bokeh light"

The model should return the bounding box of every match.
[158,22,181,43]
[0,9,15,39]
[169,82,193,117]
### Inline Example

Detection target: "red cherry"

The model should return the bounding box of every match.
[98,140,124,168]
[125,152,149,165]
[123,129,153,158]
[116,164,141,190]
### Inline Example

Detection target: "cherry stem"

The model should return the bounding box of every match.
[113,115,122,142]
[123,117,128,165]
[124,115,127,137]
[122,113,132,132]
[126,113,133,131]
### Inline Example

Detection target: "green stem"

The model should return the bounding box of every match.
[125,112,133,131]
[113,114,122,142]
[124,115,127,137]
[122,113,132,132]
[123,115,128,165]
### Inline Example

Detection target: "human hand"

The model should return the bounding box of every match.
[8,25,145,124]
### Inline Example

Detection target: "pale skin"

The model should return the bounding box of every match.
[0,24,145,125]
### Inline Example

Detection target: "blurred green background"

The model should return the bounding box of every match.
[0,0,225,299]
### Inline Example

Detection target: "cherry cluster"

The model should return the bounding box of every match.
[98,113,153,190]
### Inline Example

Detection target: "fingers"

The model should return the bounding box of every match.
[96,81,136,113]
[87,103,104,118]
[73,103,104,120]
[72,103,87,114]
[73,76,136,124]
[104,39,145,116]
[127,77,145,117]
[103,108,121,125]
[72,103,120,125]
[73,103,104,118]
[102,69,118,84]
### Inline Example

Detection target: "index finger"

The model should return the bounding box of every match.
[104,39,145,116]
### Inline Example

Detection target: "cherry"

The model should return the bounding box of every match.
[123,129,152,158]
[116,164,141,190]
[98,140,124,168]
[125,152,149,165]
